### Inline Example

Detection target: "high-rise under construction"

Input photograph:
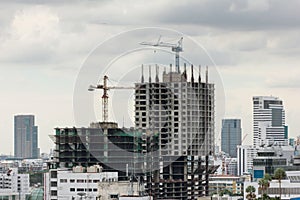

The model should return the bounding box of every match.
[135,64,215,199]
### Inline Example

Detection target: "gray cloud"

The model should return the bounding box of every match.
[157,0,300,30]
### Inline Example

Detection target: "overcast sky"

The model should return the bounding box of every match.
[0,0,300,155]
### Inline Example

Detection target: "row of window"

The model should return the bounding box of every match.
[70,188,97,192]
[59,179,103,183]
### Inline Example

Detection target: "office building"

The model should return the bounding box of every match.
[237,145,258,176]
[253,96,287,147]
[44,165,118,200]
[221,119,242,158]
[14,115,39,158]
[0,168,30,200]
[252,145,294,178]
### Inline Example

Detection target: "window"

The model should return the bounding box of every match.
[70,179,75,183]
[77,188,84,192]
[60,179,67,183]
[50,172,57,178]
[70,188,75,192]
[77,179,84,183]
[50,182,57,187]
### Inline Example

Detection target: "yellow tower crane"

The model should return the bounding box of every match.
[88,75,134,122]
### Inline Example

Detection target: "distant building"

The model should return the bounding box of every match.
[221,119,242,158]
[253,96,287,147]
[237,145,258,176]
[209,175,245,196]
[252,145,294,178]
[226,158,238,176]
[14,115,39,158]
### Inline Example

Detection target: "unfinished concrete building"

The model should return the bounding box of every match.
[135,64,215,199]
[49,123,146,181]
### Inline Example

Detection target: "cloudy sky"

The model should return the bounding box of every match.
[0,0,300,155]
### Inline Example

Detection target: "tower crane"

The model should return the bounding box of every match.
[140,36,183,73]
[88,75,134,122]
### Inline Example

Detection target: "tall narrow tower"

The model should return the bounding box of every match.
[14,115,39,158]
[221,119,242,158]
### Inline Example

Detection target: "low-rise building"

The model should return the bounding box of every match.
[244,171,300,199]
[209,175,244,196]
[44,165,118,200]
[0,168,30,199]
[253,145,294,179]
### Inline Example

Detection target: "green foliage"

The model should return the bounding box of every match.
[274,168,286,200]
[274,168,286,181]
[219,188,232,196]
[246,185,256,193]
[246,185,256,200]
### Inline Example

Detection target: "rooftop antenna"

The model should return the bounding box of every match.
[198,65,201,83]
[170,64,172,82]
[141,64,144,83]
[155,64,159,82]
[149,65,152,83]
[191,64,194,84]
[123,116,125,128]
[182,63,187,81]
[206,66,208,83]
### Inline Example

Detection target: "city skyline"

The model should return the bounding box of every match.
[1,0,300,154]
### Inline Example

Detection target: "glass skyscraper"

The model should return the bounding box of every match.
[14,115,39,158]
[221,119,242,158]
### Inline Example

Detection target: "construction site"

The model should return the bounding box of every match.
[49,37,218,199]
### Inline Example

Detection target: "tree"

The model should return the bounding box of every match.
[246,185,256,200]
[259,175,272,200]
[258,178,267,196]
[274,168,286,200]
[219,188,232,196]
[264,173,272,195]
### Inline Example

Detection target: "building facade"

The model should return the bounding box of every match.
[14,115,39,158]
[0,168,30,200]
[44,166,118,200]
[237,145,258,176]
[134,65,215,199]
[221,119,242,158]
[253,96,287,147]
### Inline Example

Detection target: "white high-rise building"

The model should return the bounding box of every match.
[237,145,258,176]
[253,96,287,147]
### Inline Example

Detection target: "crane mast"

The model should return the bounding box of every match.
[88,75,134,122]
[140,36,183,73]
